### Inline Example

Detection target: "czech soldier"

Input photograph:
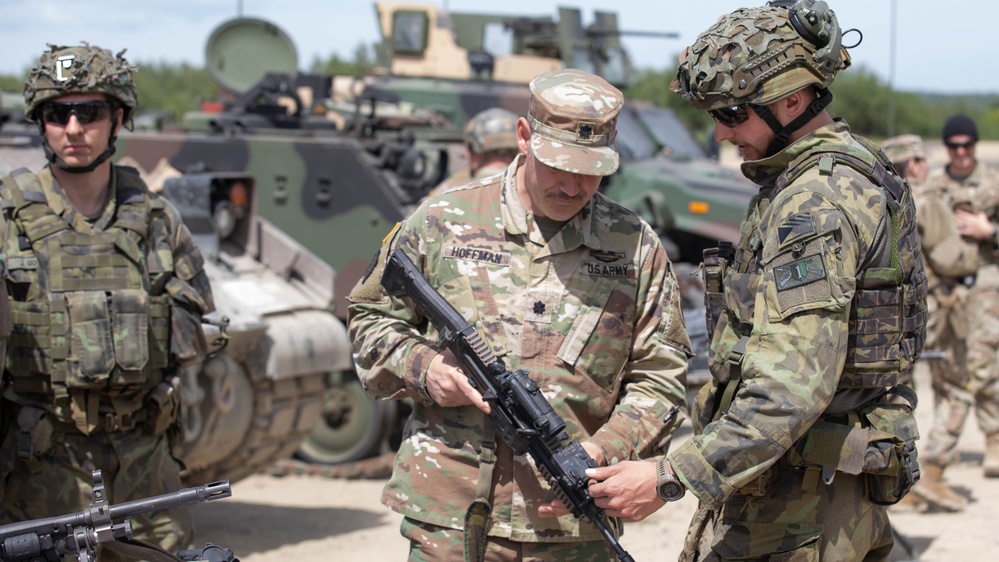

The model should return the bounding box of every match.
[430,107,520,196]
[348,69,691,561]
[579,2,927,559]
[0,44,215,559]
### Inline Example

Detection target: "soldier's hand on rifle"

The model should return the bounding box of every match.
[536,442,605,519]
[426,351,491,413]
[584,460,666,522]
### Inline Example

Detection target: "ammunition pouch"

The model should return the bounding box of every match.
[791,389,920,505]
[144,374,182,436]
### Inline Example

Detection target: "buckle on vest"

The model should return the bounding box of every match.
[16,428,33,460]
[102,411,136,432]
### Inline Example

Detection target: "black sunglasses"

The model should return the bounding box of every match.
[945,140,976,150]
[40,101,113,126]
[708,104,753,128]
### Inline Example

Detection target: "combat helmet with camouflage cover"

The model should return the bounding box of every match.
[24,43,138,123]
[671,0,853,157]
[464,107,519,157]
[23,43,138,173]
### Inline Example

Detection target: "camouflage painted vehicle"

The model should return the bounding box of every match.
[115,17,452,467]
[0,127,352,484]
[114,4,755,468]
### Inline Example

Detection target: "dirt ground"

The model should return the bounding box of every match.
[184,143,999,562]
[189,362,998,561]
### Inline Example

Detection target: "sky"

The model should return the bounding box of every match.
[0,0,995,95]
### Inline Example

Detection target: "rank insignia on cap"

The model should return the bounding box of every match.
[775,254,826,291]
[778,213,815,246]
[577,122,595,141]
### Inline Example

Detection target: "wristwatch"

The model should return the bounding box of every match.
[656,458,685,502]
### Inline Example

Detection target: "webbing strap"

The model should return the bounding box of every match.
[464,418,496,562]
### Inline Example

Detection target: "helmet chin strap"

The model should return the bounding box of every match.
[753,88,833,158]
[42,135,117,174]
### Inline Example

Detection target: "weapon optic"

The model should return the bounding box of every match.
[380,248,640,562]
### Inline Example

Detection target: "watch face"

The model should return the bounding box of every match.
[657,479,685,502]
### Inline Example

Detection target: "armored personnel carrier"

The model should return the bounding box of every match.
[114,4,755,469]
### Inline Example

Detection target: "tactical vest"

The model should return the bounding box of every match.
[0,168,172,431]
[704,137,927,392]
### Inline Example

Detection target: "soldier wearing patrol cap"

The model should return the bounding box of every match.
[0,44,214,559]
[921,114,999,487]
[580,2,928,560]
[348,68,691,560]
[883,133,976,513]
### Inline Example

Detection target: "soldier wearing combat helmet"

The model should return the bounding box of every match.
[0,44,214,560]
[430,107,520,195]
[582,2,928,560]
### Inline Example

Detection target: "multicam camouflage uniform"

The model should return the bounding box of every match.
[920,161,999,473]
[670,3,926,560]
[0,44,214,558]
[349,70,690,561]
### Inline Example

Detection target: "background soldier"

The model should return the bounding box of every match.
[884,134,979,512]
[0,44,214,558]
[430,107,520,196]
[921,114,999,482]
[348,69,690,561]
[577,2,927,559]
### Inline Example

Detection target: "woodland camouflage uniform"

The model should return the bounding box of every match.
[349,69,690,561]
[669,3,926,560]
[0,44,214,558]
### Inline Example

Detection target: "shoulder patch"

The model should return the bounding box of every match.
[774,254,826,291]
[778,213,815,246]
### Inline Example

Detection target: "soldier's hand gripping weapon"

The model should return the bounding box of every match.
[381,248,636,562]
[0,470,232,562]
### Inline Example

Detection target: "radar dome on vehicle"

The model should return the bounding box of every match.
[205,17,299,95]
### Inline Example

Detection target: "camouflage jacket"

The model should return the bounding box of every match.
[922,162,999,271]
[914,191,979,289]
[0,165,214,433]
[348,156,690,541]
[669,121,923,511]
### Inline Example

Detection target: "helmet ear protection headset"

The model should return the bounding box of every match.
[752,0,859,157]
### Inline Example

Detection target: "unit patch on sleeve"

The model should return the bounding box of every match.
[777,213,816,247]
[774,254,826,291]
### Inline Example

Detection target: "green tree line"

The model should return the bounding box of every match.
[4,49,998,142]
[626,62,999,146]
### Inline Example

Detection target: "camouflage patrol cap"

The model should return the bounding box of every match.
[24,43,138,122]
[881,134,926,165]
[671,0,851,111]
[528,69,622,176]
[464,107,519,156]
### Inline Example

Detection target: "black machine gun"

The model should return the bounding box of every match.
[0,469,232,562]
[380,249,635,562]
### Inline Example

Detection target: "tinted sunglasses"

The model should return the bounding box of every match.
[41,101,113,126]
[708,104,753,128]
[945,140,976,150]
